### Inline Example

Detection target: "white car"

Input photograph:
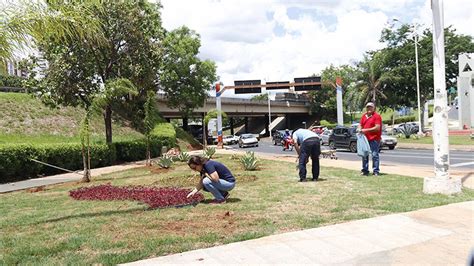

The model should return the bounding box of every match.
[223,135,238,145]
[238,134,259,148]
[381,134,398,150]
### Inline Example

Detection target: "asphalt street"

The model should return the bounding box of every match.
[227,139,473,171]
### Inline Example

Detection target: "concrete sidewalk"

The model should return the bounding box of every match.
[123,201,473,265]
[0,161,145,193]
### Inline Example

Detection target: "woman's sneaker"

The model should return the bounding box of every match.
[210,199,226,204]
[222,191,230,200]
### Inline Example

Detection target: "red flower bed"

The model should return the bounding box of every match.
[69,184,204,209]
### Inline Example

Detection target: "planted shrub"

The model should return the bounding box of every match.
[397,123,418,139]
[176,152,191,162]
[240,151,259,171]
[203,147,216,159]
[69,184,204,209]
[157,155,173,169]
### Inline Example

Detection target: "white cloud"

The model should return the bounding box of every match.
[160,0,473,97]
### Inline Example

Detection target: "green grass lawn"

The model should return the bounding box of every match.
[1,155,473,265]
[0,92,143,142]
[397,135,474,146]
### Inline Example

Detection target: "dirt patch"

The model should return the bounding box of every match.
[27,186,46,193]
[160,212,240,236]
[147,166,171,174]
[236,174,257,183]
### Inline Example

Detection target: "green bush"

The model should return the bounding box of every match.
[0,143,114,183]
[114,139,160,162]
[0,74,25,88]
[151,123,176,148]
[319,120,338,129]
[0,125,177,182]
[383,115,416,125]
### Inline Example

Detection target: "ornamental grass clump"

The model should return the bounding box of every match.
[240,151,259,171]
[176,152,191,162]
[69,184,204,209]
[157,155,173,169]
[203,147,216,159]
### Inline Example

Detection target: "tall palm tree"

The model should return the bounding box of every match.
[0,0,103,60]
[355,52,393,106]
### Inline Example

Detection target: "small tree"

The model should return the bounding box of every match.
[80,107,92,182]
[143,91,161,166]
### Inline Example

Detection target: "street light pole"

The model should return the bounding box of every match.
[413,24,423,135]
[423,0,461,194]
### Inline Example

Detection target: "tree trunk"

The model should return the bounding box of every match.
[146,137,151,166]
[104,105,112,144]
[81,139,91,182]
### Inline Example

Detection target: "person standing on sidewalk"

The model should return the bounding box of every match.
[186,156,235,204]
[358,102,382,176]
[292,128,321,182]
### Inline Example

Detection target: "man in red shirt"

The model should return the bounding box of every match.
[358,102,382,176]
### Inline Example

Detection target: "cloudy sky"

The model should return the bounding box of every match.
[160,0,473,97]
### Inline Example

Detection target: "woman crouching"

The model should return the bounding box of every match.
[186,155,235,204]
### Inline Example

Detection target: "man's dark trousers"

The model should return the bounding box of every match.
[299,137,321,181]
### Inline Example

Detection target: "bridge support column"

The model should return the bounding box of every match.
[166,118,171,122]
[182,117,188,131]
[285,114,290,129]
[244,117,249,133]
[264,114,270,137]
[230,117,234,135]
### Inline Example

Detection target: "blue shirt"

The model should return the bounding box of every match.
[204,160,235,182]
[292,129,318,145]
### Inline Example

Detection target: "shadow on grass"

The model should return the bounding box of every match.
[33,207,148,225]
[201,198,242,204]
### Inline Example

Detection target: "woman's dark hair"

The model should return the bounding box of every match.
[187,155,208,167]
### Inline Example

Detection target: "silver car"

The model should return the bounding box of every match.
[320,130,332,146]
[381,134,397,150]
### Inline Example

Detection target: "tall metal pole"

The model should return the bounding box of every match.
[267,91,271,135]
[423,0,461,194]
[215,83,223,148]
[414,24,423,135]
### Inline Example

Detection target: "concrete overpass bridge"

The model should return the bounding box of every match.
[155,95,310,117]
[156,95,318,136]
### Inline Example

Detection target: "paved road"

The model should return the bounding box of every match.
[228,139,474,171]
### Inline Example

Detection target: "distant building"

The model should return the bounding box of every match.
[1,60,25,77]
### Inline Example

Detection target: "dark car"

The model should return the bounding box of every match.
[272,130,292,145]
[328,126,358,152]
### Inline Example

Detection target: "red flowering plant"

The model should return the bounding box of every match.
[69,184,204,209]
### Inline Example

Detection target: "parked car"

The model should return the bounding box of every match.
[239,134,259,148]
[272,130,293,145]
[223,135,239,145]
[320,130,332,146]
[328,126,358,152]
[380,133,397,150]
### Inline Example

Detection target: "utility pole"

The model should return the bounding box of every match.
[336,77,343,126]
[215,83,223,148]
[267,91,272,136]
[413,24,423,135]
[423,0,461,194]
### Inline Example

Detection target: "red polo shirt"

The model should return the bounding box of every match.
[360,112,382,141]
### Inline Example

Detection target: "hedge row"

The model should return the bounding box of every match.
[0,123,176,183]
[383,115,416,125]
